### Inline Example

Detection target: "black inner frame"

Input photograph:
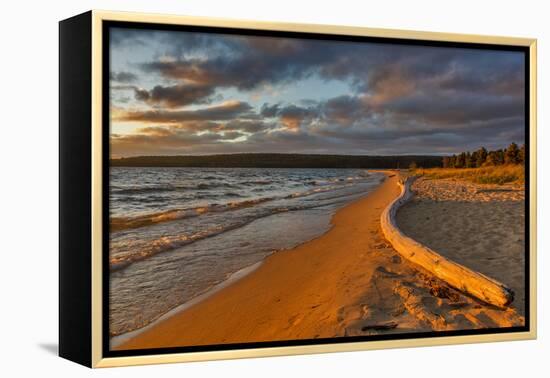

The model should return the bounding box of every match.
[102,20,531,358]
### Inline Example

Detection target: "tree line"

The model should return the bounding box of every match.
[442,143,526,169]
[111,153,442,169]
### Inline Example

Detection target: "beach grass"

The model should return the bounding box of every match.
[412,165,525,185]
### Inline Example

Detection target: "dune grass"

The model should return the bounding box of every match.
[412,165,525,185]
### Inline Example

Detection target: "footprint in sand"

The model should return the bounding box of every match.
[375,265,400,277]
[361,304,370,317]
[288,314,304,327]
[391,254,402,264]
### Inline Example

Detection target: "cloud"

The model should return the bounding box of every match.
[321,95,369,126]
[221,120,275,133]
[258,95,370,129]
[110,28,526,156]
[111,128,216,156]
[157,119,274,134]
[277,105,319,130]
[119,26,524,103]
[137,36,344,91]
[386,92,524,125]
[137,35,525,113]
[110,71,138,83]
[260,103,281,118]
[135,84,216,108]
[111,83,216,108]
[140,56,314,91]
[170,121,222,133]
[110,27,248,58]
[114,100,256,123]
[364,65,416,106]
[111,126,246,156]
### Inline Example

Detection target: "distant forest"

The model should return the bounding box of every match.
[442,143,526,168]
[111,153,442,169]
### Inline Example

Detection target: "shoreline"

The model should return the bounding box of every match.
[115,172,524,350]
[115,172,403,349]
[110,171,385,342]
[109,168,384,337]
[110,261,263,348]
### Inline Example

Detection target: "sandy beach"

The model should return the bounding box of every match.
[396,177,526,315]
[115,173,524,350]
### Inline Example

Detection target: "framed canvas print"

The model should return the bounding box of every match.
[59,10,537,368]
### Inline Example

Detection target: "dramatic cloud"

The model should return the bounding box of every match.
[115,101,256,123]
[111,126,248,156]
[110,71,138,83]
[134,83,216,108]
[221,120,275,133]
[321,95,370,126]
[275,104,319,131]
[386,93,524,126]
[112,129,216,156]
[109,27,526,156]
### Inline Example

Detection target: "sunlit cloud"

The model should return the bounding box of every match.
[114,100,257,123]
[110,27,525,157]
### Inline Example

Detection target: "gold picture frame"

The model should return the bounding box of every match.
[59,9,537,368]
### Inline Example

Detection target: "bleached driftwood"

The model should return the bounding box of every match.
[380,176,514,308]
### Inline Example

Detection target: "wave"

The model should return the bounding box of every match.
[110,175,378,232]
[110,220,250,271]
[241,180,275,186]
[197,182,237,190]
[109,198,344,271]
[285,182,354,199]
[112,181,237,195]
[110,174,382,271]
[111,183,350,232]
[112,174,371,198]
[110,197,274,232]
[112,185,184,195]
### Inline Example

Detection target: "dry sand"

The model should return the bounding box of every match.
[396,177,526,315]
[116,174,524,351]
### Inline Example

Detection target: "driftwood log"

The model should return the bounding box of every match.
[380,175,514,308]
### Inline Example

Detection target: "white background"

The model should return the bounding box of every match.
[1,0,547,376]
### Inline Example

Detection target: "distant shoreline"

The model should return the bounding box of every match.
[110,153,442,169]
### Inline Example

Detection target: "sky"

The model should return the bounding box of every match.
[109,27,525,157]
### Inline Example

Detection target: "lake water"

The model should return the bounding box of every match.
[109,167,385,337]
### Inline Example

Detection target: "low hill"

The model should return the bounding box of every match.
[111,153,442,169]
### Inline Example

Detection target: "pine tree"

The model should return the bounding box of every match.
[496,149,505,165]
[455,152,466,168]
[470,151,478,167]
[449,155,456,168]
[485,151,499,166]
[476,147,488,167]
[450,144,522,168]
[505,143,520,164]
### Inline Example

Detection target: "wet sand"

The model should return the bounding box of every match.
[116,173,524,351]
